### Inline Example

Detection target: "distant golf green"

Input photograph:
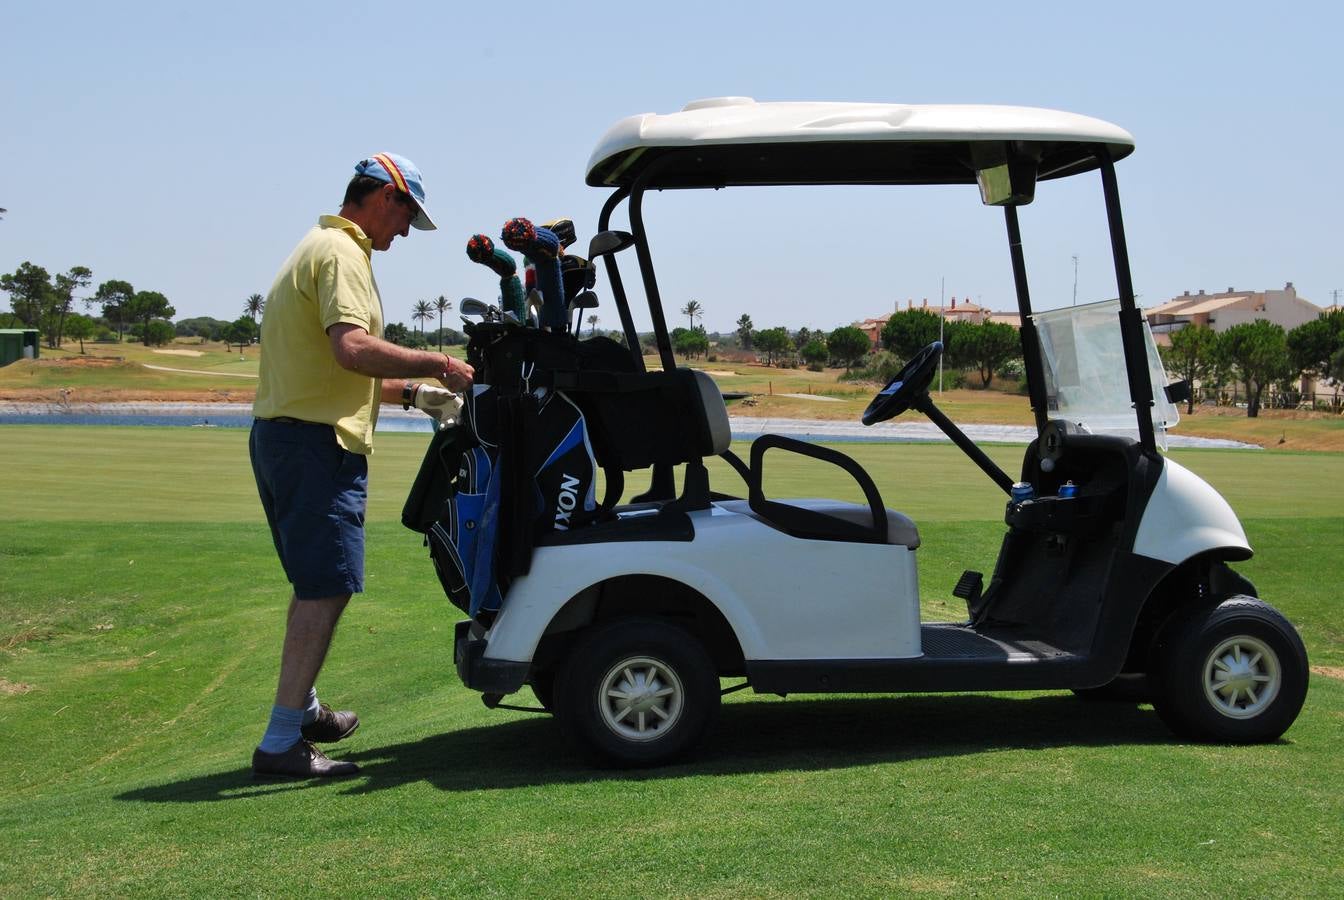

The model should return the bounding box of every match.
[1,426,1341,895]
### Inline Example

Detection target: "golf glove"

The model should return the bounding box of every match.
[412,384,463,428]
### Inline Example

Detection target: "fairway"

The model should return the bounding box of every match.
[1,426,1342,896]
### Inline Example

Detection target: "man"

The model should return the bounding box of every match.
[249,152,473,779]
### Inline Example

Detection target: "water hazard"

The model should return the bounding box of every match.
[0,404,1258,448]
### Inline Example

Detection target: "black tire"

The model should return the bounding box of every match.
[1150,596,1308,743]
[553,617,720,767]
[1071,673,1151,703]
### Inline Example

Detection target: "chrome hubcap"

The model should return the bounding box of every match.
[598,656,683,742]
[1203,635,1280,719]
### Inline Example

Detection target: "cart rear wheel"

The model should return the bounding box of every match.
[1151,597,1308,743]
[554,618,719,767]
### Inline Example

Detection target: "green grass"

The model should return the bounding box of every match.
[1,426,1342,896]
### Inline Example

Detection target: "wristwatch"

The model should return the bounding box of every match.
[402,383,417,410]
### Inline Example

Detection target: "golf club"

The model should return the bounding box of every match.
[568,289,599,334]
[502,218,566,331]
[587,229,635,260]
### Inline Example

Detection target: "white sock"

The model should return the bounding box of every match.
[301,687,320,725]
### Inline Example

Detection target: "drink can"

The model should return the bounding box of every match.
[1059,480,1077,498]
[1010,481,1034,503]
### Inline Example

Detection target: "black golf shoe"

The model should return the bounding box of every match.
[252,740,359,779]
[301,704,359,743]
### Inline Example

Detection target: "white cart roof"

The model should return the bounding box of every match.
[586,97,1135,189]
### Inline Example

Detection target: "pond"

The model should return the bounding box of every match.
[0,404,1257,448]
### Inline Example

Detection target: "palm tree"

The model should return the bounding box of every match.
[586,314,599,337]
[412,299,434,342]
[433,295,452,350]
[681,299,703,330]
[736,313,754,349]
[244,293,264,323]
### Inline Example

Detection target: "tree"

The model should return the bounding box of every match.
[0,261,53,329]
[753,326,793,367]
[223,316,257,353]
[1330,346,1344,385]
[175,316,230,341]
[244,293,265,324]
[587,314,600,337]
[827,326,871,372]
[412,299,433,339]
[1216,320,1292,417]
[144,319,177,347]
[681,299,703,330]
[880,308,943,358]
[936,319,977,373]
[384,322,412,346]
[963,321,1020,388]
[433,295,452,350]
[793,326,812,351]
[64,313,95,354]
[1287,311,1344,384]
[735,314,754,349]
[50,266,92,349]
[672,327,709,359]
[1161,324,1219,413]
[125,290,176,346]
[94,279,135,342]
[800,338,829,371]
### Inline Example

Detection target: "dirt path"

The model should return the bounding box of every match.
[141,364,257,378]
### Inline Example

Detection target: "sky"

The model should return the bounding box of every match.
[3,0,1341,337]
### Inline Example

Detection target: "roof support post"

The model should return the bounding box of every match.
[1003,205,1051,439]
[1097,154,1157,455]
[628,169,678,371]
[596,186,644,371]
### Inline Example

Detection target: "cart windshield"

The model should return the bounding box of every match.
[1033,299,1179,447]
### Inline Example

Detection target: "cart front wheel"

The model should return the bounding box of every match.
[1151,597,1308,743]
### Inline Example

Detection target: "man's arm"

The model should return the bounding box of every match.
[327,323,473,392]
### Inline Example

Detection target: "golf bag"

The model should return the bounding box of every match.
[404,320,724,622]
[404,380,602,620]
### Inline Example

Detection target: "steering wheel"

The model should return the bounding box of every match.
[862,341,943,426]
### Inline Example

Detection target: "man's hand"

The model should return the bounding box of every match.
[437,354,474,393]
[412,384,464,427]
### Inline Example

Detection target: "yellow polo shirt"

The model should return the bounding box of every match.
[253,215,385,454]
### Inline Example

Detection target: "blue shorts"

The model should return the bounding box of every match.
[250,418,368,599]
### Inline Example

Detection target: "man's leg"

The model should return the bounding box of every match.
[249,419,366,778]
[253,593,359,778]
[275,593,349,709]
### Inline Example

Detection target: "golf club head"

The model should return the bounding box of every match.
[568,290,599,334]
[560,255,597,303]
[459,297,489,318]
[587,230,634,259]
[569,289,599,311]
[541,218,577,249]
[502,311,521,325]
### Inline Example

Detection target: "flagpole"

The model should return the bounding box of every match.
[938,276,945,393]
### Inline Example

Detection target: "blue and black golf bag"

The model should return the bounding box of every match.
[402,325,633,621]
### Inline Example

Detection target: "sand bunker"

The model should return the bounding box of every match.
[151,349,205,357]
[779,392,843,402]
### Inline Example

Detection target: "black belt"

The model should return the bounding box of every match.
[257,416,327,427]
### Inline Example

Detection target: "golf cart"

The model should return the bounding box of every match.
[426,98,1309,766]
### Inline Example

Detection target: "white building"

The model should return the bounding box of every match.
[1145,282,1322,342]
